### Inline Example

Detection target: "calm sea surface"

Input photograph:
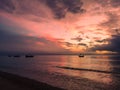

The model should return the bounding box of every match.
[0,55,120,90]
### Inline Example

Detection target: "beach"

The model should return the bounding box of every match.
[0,70,120,90]
[0,71,64,90]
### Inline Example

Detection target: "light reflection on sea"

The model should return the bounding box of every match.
[44,55,113,84]
[0,55,120,89]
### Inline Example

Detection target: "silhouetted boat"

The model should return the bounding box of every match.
[25,55,34,58]
[78,54,84,57]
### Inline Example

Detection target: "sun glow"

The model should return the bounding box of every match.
[96,50,117,54]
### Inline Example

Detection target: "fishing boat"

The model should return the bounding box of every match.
[78,54,84,57]
[25,55,34,58]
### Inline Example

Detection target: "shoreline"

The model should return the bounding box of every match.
[0,70,64,90]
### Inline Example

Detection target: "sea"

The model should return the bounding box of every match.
[0,55,120,90]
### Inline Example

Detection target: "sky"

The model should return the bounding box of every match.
[0,0,120,54]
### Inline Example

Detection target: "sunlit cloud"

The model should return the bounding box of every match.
[0,0,120,54]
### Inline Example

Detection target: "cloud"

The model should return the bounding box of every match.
[0,0,15,13]
[0,0,54,22]
[100,12,119,29]
[0,28,69,54]
[90,34,120,53]
[64,42,73,47]
[0,0,85,20]
[78,43,87,47]
[110,0,120,7]
[95,39,108,43]
[94,0,120,8]
[71,35,83,42]
[45,0,85,19]
[0,0,120,54]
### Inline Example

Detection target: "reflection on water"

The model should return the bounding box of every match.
[30,55,120,85]
[0,55,120,88]
[45,55,114,84]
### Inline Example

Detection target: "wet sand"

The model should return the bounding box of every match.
[0,71,64,90]
[0,70,120,90]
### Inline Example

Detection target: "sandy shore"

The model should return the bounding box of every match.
[0,71,64,90]
[0,70,120,90]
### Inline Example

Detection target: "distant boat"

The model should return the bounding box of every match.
[25,55,34,58]
[78,54,84,57]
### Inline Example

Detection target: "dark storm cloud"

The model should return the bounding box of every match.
[0,0,15,13]
[91,34,120,53]
[45,0,85,19]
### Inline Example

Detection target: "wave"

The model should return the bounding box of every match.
[56,66,120,74]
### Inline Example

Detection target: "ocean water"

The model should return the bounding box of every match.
[0,55,120,90]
